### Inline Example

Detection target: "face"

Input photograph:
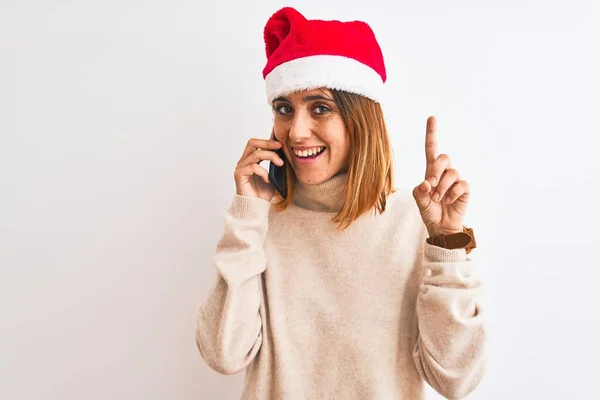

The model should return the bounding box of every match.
[272,88,350,185]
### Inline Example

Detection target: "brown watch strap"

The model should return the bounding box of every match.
[426,226,476,254]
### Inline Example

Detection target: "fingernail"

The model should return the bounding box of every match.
[428,177,437,187]
[432,192,440,202]
[278,159,284,165]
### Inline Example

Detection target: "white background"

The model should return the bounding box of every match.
[1,0,599,399]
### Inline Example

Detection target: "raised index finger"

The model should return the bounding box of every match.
[425,116,438,165]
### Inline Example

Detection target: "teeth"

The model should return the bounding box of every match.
[294,146,324,158]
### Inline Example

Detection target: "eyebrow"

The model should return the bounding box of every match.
[272,94,335,104]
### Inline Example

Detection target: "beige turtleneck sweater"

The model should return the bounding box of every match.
[196,173,487,399]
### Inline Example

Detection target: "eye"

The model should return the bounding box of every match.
[273,104,292,115]
[314,105,331,114]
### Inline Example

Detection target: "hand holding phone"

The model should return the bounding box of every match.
[234,137,285,201]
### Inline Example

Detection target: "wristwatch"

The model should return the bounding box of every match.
[426,226,476,254]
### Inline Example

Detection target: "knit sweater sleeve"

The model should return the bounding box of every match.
[412,223,488,400]
[195,194,271,375]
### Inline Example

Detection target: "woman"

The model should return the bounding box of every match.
[196,7,486,400]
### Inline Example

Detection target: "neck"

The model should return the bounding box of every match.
[292,172,348,213]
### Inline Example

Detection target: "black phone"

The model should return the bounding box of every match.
[268,134,288,198]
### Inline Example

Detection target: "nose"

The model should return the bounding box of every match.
[288,110,312,143]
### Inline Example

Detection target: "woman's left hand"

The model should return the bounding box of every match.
[413,116,470,237]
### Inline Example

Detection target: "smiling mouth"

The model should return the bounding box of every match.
[292,146,326,159]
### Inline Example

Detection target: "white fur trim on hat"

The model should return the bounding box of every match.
[265,54,385,104]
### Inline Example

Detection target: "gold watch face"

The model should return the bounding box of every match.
[462,227,476,253]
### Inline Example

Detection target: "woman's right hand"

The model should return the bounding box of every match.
[234,138,285,202]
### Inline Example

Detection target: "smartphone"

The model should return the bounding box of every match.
[268,133,288,198]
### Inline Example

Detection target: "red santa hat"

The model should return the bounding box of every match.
[262,7,387,104]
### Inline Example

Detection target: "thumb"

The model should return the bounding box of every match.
[413,180,431,210]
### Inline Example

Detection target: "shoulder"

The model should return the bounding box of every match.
[381,187,428,237]
[384,187,421,217]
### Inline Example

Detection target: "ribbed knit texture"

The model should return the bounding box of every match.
[196,173,487,399]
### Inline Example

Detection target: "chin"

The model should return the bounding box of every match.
[294,169,338,185]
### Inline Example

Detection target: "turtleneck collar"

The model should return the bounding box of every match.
[292,172,348,213]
